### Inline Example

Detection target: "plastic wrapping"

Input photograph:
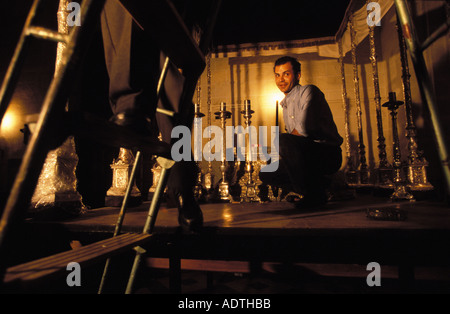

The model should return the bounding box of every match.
[30,136,86,216]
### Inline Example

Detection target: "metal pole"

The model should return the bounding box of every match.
[338,40,358,185]
[204,53,214,195]
[125,158,174,294]
[395,13,433,192]
[394,0,450,199]
[349,15,370,186]
[367,0,391,188]
[98,150,142,293]
[143,161,173,234]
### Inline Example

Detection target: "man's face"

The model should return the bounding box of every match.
[274,62,300,94]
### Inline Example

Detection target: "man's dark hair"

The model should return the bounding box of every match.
[274,56,301,75]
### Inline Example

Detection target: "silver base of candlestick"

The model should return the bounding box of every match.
[267,185,283,202]
[203,170,217,202]
[218,180,234,202]
[239,159,264,203]
[193,170,206,202]
[391,185,415,202]
[106,148,142,207]
[376,166,394,189]
[345,170,359,186]
[348,169,373,189]
[239,170,262,203]
[406,163,434,191]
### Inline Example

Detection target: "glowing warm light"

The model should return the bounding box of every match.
[271,92,283,105]
[221,207,234,226]
[1,111,16,132]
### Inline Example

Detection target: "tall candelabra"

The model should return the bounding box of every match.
[382,92,414,201]
[215,102,233,201]
[396,15,434,192]
[350,16,370,186]
[193,103,206,201]
[204,53,214,198]
[367,4,393,189]
[239,100,262,202]
[338,40,358,185]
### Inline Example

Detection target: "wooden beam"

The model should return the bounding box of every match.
[4,233,152,285]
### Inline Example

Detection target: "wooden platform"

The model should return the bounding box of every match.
[22,194,450,261]
[6,193,450,293]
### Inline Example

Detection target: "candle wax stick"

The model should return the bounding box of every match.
[276,101,279,127]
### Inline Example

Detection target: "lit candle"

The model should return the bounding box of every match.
[275,101,279,127]
[220,102,226,112]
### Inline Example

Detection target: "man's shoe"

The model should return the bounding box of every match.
[175,194,203,232]
[294,191,328,209]
[283,191,303,202]
[110,109,153,136]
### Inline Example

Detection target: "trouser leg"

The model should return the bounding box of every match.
[278,134,311,194]
[154,53,196,201]
[259,133,304,192]
[100,0,158,116]
[101,1,196,201]
[260,133,342,197]
[259,156,292,191]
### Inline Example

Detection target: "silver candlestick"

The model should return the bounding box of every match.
[239,100,262,202]
[396,15,434,193]
[193,103,205,201]
[367,3,393,189]
[204,53,215,200]
[215,102,233,202]
[382,92,414,201]
[350,16,371,187]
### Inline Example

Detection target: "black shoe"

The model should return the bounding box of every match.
[284,191,303,203]
[175,194,203,232]
[293,191,328,209]
[110,109,153,136]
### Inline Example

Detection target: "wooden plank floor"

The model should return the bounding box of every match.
[21,193,450,266]
[35,194,450,235]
